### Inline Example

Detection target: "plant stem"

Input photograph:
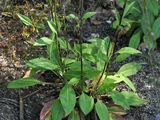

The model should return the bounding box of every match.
[53,0,65,77]
[119,0,127,26]
[94,41,113,92]
[79,0,84,84]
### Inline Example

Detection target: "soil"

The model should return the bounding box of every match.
[0,1,160,120]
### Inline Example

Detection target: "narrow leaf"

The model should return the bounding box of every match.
[82,12,96,20]
[119,75,136,92]
[17,13,32,26]
[47,21,57,34]
[129,31,141,49]
[117,47,141,55]
[34,37,53,46]
[123,2,135,17]
[7,78,41,89]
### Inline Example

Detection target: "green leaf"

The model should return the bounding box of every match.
[60,85,76,116]
[146,0,159,16]
[47,21,57,34]
[17,13,32,26]
[79,93,94,115]
[68,110,80,120]
[110,92,128,109]
[116,47,141,55]
[26,57,58,70]
[119,75,136,91]
[118,62,142,77]
[115,54,130,62]
[51,99,65,120]
[82,12,96,21]
[48,39,59,65]
[95,100,109,120]
[34,37,53,46]
[98,78,117,93]
[129,30,141,49]
[107,75,136,91]
[121,91,145,106]
[123,1,135,17]
[66,14,78,20]
[7,78,41,89]
[111,91,145,109]
[68,78,80,86]
[152,16,160,39]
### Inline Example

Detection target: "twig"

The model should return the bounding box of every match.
[19,91,24,120]
[22,88,43,99]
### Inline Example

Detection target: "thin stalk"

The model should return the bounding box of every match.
[119,0,127,26]
[53,0,65,77]
[94,41,113,92]
[115,0,127,43]
[79,0,84,84]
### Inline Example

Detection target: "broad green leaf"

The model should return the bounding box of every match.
[7,78,41,89]
[111,91,145,109]
[79,93,94,115]
[95,100,109,120]
[34,37,53,46]
[118,62,142,77]
[68,110,80,120]
[98,78,117,93]
[152,17,160,39]
[26,57,58,70]
[82,12,96,20]
[68,78,80,86]
[60,85,76,116]
[51,99,65,120]
[108,74,136,91]
[65,61,100,80]
[129,31,141,49]
[17,13,32,26]
[121,91,145,106]
[110,92,128,109]
[116,47,141,55]
[115,54,130,62]
[47,21,57,34]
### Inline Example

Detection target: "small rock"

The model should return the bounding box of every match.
[156,113,160,120]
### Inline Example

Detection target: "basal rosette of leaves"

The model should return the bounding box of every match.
[8,11,145,120]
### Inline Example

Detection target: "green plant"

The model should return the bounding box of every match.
[8,1,145,120]
[114,0,160,65]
